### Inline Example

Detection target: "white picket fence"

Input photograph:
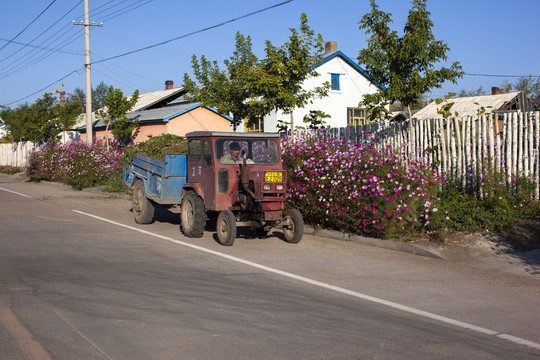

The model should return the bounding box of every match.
[0,141,35,168]
[324,111,540,199]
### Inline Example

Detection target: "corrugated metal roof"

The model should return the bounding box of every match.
[129,87,186,111]
[77,102,232,131]
[414,92,520,119]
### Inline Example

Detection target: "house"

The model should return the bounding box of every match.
[413,88,535,120]
[77,81,233,144]
[243,41,383,132]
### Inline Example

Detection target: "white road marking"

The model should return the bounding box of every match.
[0,186,31,198]
[73,209,540,351]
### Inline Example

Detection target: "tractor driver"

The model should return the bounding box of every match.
[220,142,253,165]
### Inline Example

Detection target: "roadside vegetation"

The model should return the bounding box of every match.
[0,166,21,175]
[19,134,539,244]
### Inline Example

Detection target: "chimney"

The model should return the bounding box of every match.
[324,41,337,56]
[491,86,501,95]
[165,80,174,90]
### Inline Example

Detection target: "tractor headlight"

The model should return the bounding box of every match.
[263,183,272,191]
[276,184,284,191]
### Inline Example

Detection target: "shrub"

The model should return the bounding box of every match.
[26,141,124,189]
[281,132,447,239]
[0,166,22,175]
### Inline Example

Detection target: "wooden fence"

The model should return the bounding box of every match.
[0,141,34,168]
[321,112,540,199]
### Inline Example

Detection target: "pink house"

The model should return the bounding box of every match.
[78,82,233,144]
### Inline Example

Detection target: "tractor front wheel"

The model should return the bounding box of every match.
[217,210,236,246]
[283,209,304,244]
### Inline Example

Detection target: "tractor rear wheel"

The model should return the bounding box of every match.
[217,210,236,246]
[181,191,206,238]
[283,209,304,244]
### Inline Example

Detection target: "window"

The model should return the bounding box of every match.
[244,116,264,132]
[347,107,370,127]
[331,73,340,90]
[188,139,201,160]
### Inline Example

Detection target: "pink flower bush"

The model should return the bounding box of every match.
[281,132,447,238]
[26,141,123,189]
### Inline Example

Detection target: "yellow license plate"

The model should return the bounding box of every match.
[265,172,282,182]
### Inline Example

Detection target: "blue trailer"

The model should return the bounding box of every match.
[123,152,188,223]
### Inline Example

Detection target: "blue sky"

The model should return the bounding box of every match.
[1,0,539,108]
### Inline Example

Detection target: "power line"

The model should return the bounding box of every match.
[0,0,58,52]
[2,0,294,107]
[93,0,294,64]
[0,0,82,64]
[0,38,81,55]
[3,68,84,106]
[465,73,540,78]
[100,0,154,22]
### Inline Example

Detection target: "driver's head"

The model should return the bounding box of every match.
[229,142,241,155]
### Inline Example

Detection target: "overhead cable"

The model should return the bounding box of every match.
[0,0,58,52]
[93,0,293,64]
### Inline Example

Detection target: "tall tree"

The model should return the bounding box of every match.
[1,93,80,143]
[261,13,329,130]
[358,0,464,121]
[70,81,111,112]
[513,75,540,99]
[183,32,270,130]
[98,86,139,148]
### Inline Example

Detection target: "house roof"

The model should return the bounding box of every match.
[313,50,386,90]
[129,87,186,111]
[77,102,232,131]
[413,92,523,119]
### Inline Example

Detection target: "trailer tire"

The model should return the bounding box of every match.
[283,209,304,244]
[181,191,206,238]
[217,210,236,246]
[132,179,155,224]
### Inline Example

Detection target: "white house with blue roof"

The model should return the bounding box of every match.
[244,41,383,132]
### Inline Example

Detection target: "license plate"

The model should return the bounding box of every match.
[265,172,282,182]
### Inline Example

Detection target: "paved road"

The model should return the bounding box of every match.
[1,175,539,359]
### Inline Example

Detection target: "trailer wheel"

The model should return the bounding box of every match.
[217,210,236,246]
[132,179,154,224]
[283,209,304,244]
[181,191,206,238]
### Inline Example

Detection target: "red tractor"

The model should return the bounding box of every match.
[124,131,304,246]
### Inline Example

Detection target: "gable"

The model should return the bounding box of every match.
[313,51,385,90]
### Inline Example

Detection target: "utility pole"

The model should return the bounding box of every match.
[53,84,75,106]
[74,0,102,145]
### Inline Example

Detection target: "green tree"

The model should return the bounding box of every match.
[358,0,464,121]
[261,13,329,131]
[513,75,540,99]
[183,32,270,130]
[1,94,81,143]
[70,81,111,112]
[98,86,139,148]
[458,86,485,97]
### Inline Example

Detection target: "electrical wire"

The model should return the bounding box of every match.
[4,68,84,106]
[465,73,540,78]
[2,0,294,107]
[0,0,58,52]
[93,0,293,64]
[100,0,155,22]
[0,0,82,64]
[0,38,81,56]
